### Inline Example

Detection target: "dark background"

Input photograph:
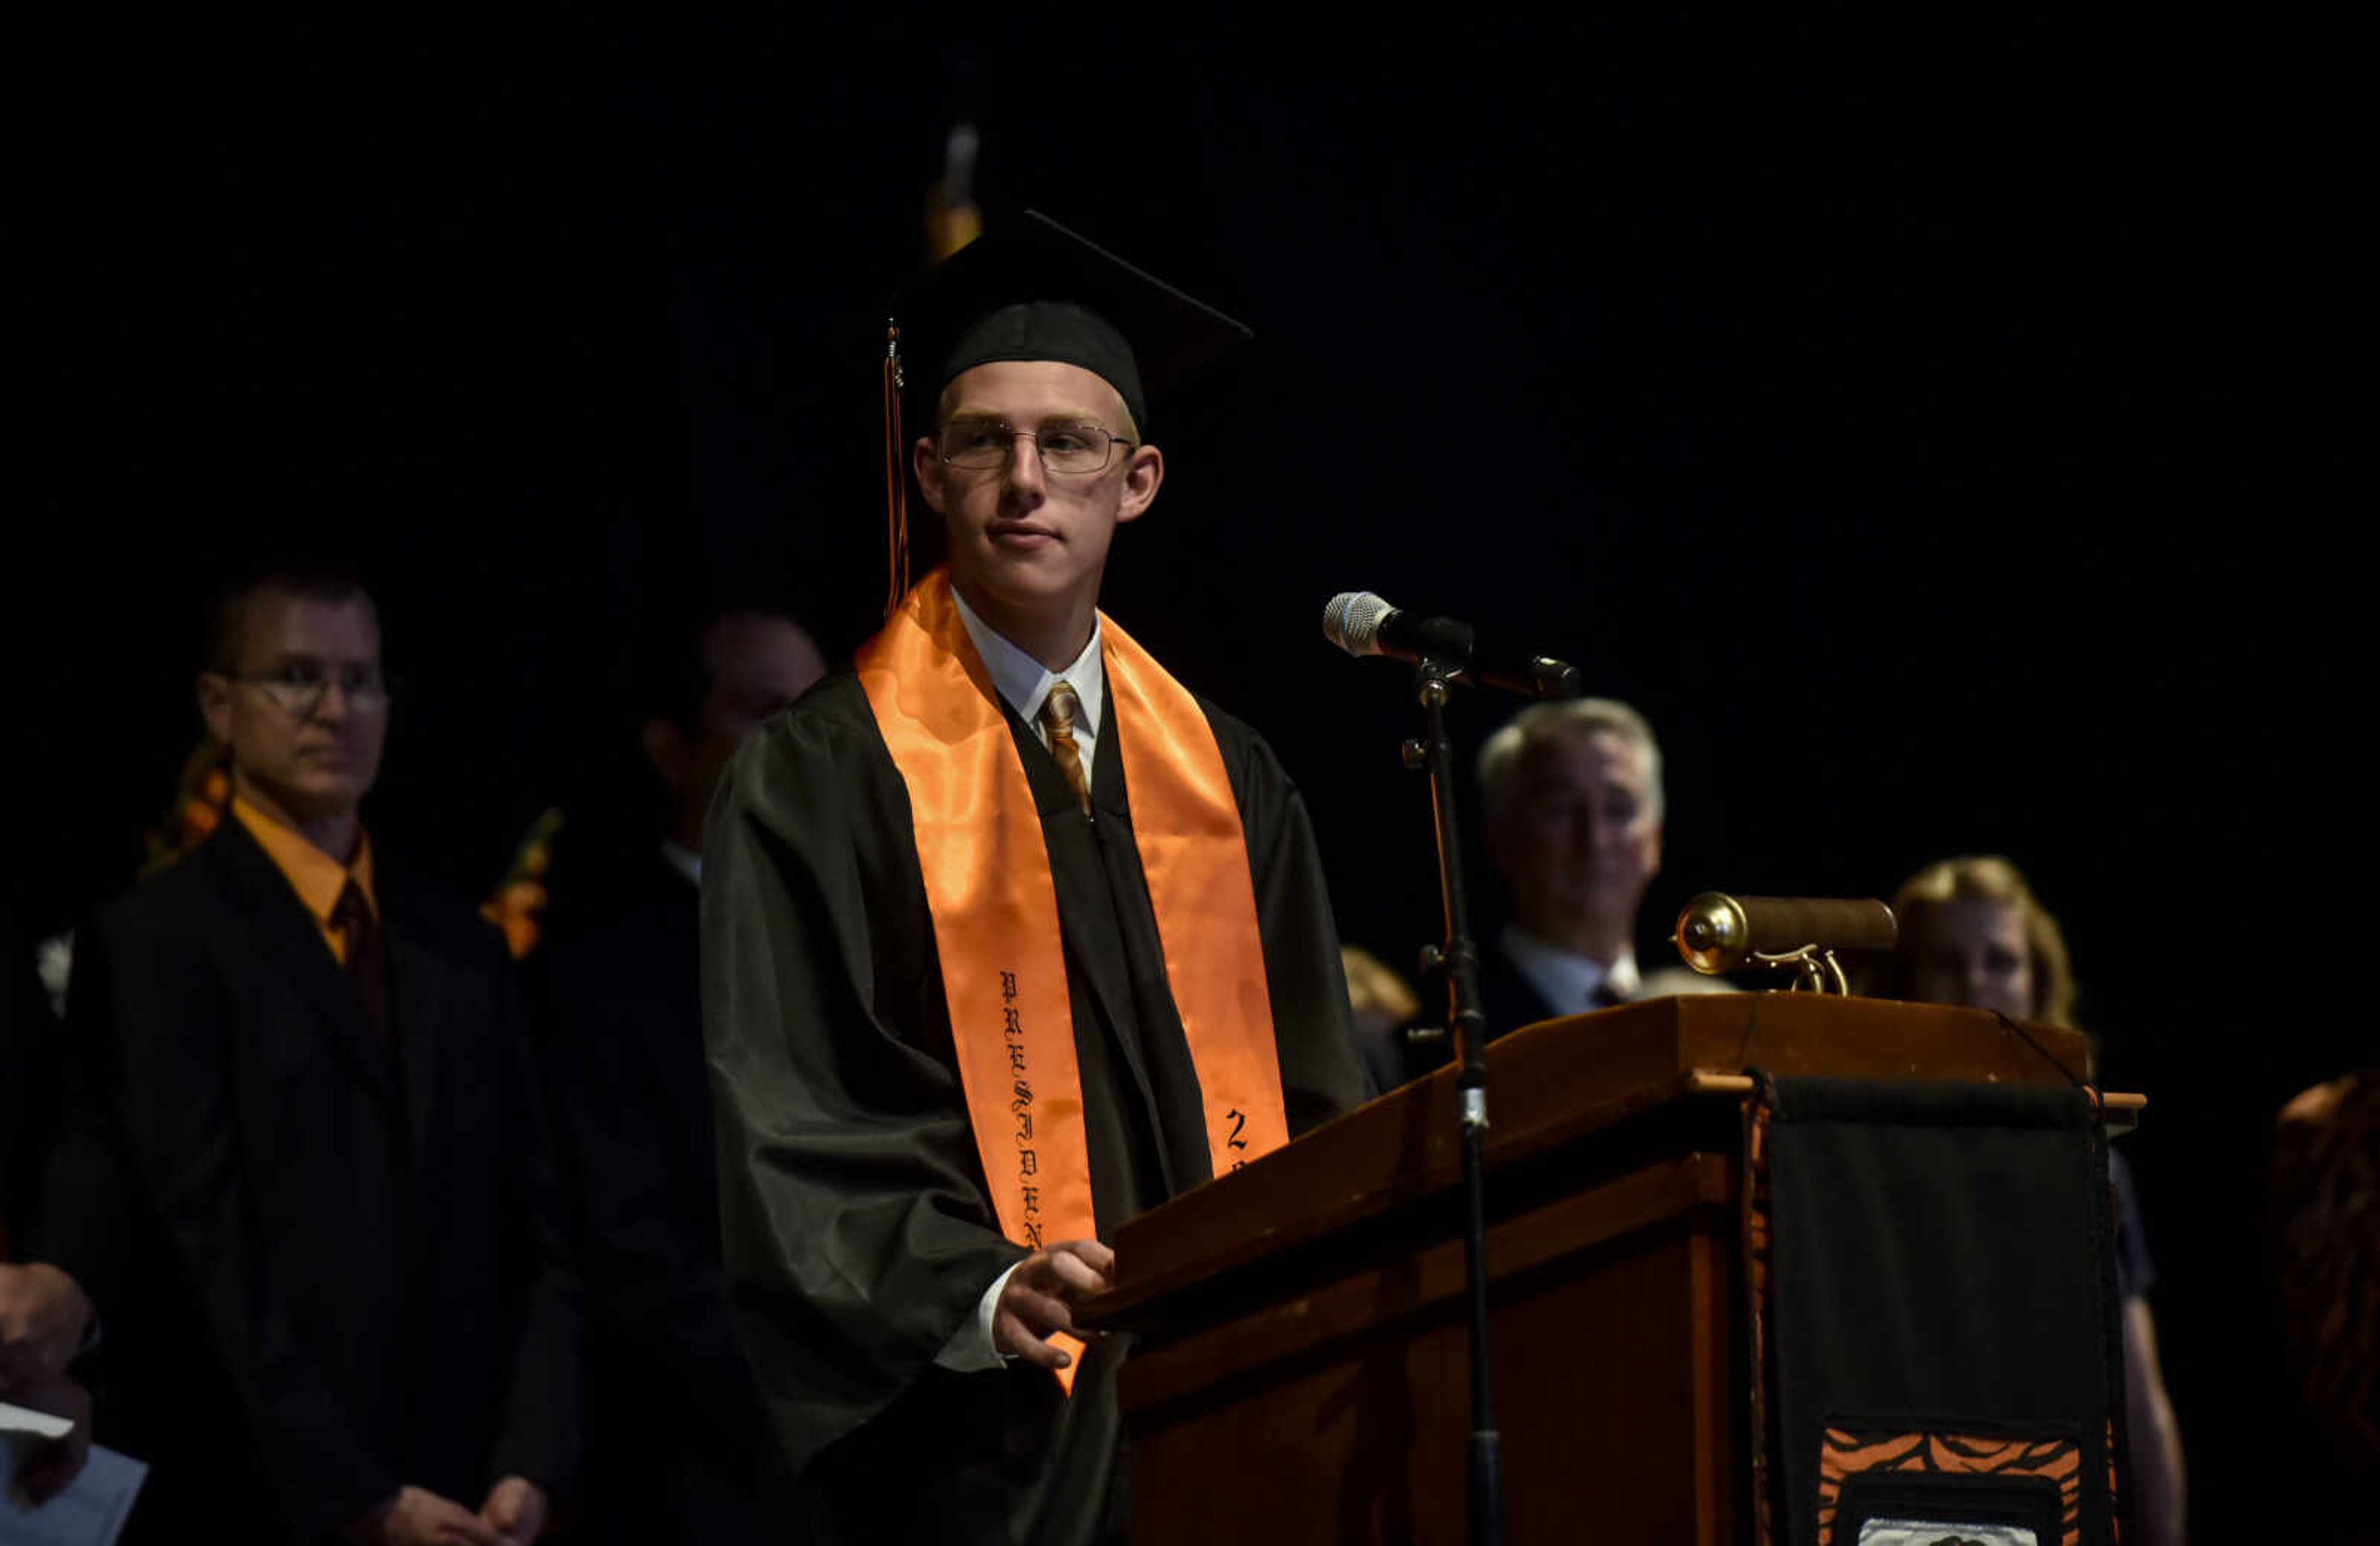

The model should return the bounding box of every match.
[16,11,2351,1536]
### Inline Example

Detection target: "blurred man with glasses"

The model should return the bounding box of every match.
[48,568,578,1545]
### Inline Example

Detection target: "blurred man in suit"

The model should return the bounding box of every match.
[540,604,822,1544]
[1470,698,1722,1041]
[58,568,577,1544]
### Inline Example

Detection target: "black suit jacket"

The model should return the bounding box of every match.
[1400,937,1611,1087]
[538,852,778,1545]
[1476,937,1567,1040]
[49,817,579,1543]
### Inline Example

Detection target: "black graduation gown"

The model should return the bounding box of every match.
[702,669,1369,1546]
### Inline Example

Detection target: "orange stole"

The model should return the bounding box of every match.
[855,572,1290,1381]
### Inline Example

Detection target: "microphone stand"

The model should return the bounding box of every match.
[1403,660,1503,1546]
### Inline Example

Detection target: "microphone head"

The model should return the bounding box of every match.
[1322,591,1395,657]
[1530,658,1584,699]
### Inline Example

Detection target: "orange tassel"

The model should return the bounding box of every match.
[884,320,909,619]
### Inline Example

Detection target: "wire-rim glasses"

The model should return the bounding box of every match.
[937,418,1137,474]
[219,661,393,717]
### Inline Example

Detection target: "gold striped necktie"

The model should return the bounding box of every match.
[1039,680,1093,819]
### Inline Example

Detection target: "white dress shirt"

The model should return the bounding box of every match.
[1501,923,1641,1017]
[953,588,1106,783]
[658,839,702,890]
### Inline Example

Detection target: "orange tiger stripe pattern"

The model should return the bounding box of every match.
[1816,1427,2081,1546]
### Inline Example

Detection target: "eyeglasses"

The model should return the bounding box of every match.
[936,420,1137,474]
[221,660,392,717]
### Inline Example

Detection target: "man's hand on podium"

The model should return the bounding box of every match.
[993,1239,1114,1371]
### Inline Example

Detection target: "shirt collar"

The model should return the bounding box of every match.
[659,839,702,890]
[231,795,377,928]
[1500,923,1638,1016]
[950,585,1106,738]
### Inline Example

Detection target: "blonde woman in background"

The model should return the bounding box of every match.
[1889,856,2188,1546]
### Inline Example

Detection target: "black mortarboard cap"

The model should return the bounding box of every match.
[897,210,1253,438]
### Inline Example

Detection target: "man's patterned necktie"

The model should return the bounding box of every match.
[1039,680,1093,819]
[330,877,393,1045]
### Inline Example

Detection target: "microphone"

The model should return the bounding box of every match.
[1322,592,1581,699]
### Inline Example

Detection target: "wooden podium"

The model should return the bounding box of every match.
[1080,994,2110,1546]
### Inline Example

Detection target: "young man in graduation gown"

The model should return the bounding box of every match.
[55,571,578,1544]
[702,217,1371,1545]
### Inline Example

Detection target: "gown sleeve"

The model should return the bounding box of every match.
[1202,705,1374,1136]
[700,684,1028,1472]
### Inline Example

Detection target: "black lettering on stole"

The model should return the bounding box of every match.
[1001,966,1041,1240]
